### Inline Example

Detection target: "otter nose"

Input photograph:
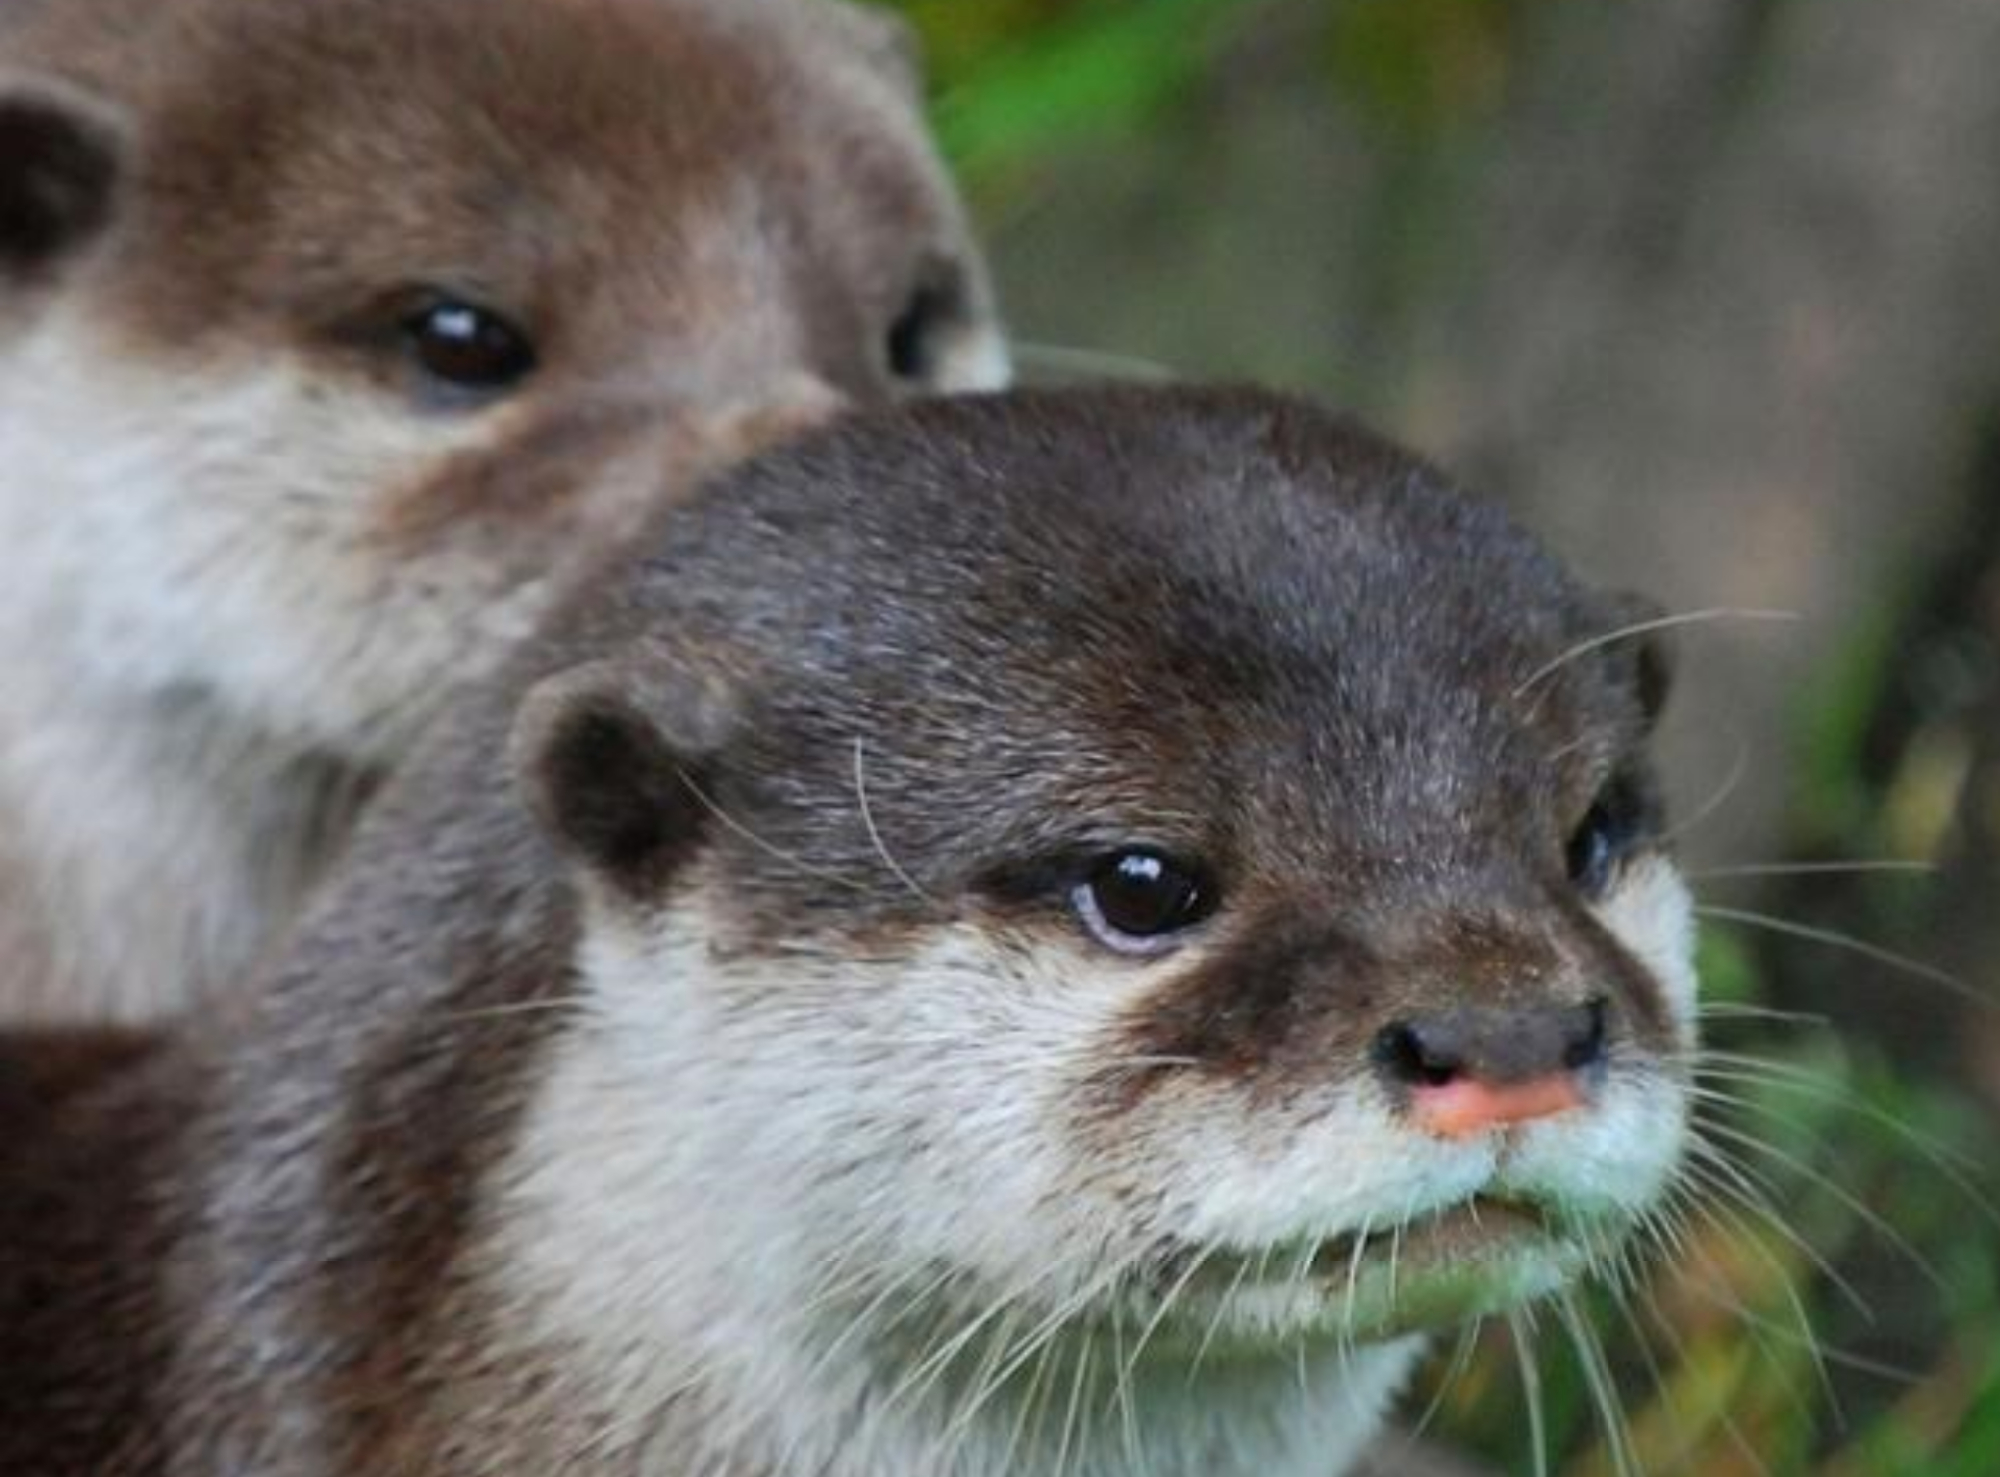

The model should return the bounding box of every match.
[1373,1000,1606,1138]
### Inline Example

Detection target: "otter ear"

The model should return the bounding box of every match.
[510,654,743,898]
[1599,591,1675,727]
[0,81,126,278]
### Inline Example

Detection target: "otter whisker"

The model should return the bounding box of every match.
[1399,1316,1483,1451]
[852,737,935,906]
[1676,1133,1873,1314]
[1621,1246,1784,1477]
[993,1312,1057,1475]
[1694,1117,1949,1291]
[1659,728,1751,844]
[1690,858,1935,881]
[1696,903,1991,1008]
[1664,1176,1834,1419]
[1556,1286,1640,1477]
[1008,340,1176,384]
[935,1299,1030,1474]
[1663,1239,1917,1386]
[882,1279,1025,1425]
[1114,1244,1212,1429]
[1693,1001,1831,1028]
[1687,1066,1998,1217]
[1514,607,1798,699]
[953,1266,1116,1477]
[932,1257,1111,1469]
[803,1258,965,1424]
[1507,1311,1551,1477]
[1676,1158,1873,1348]
[674,766,870,893]
[938,1256,1127,1439]
[1052,1325,1094,1477]
[1341,1215,1374,1338]
[1186,1248,1258,1386]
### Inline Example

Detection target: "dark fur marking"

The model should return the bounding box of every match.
[0,86,119,272]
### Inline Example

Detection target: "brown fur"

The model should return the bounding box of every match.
[0,0,1002,1021]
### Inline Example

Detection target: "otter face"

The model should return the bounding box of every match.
[0,0,1003,757]
[506,391,1693,1472]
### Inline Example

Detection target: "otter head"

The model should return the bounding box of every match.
[0,0,1003,758]
[503,388,1693,1475]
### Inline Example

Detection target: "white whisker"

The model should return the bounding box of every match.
[1514,607,1799,698]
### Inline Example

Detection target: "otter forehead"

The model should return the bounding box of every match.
[614,389,1653,913]
[53,0,956,376]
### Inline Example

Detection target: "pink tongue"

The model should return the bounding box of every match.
[1411,1075,1584,1139]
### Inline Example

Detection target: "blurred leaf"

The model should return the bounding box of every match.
[1327,0,1522,139]
[890,0,1265,183]
[1791,592,1905,849]
[1695,925,1762,1006]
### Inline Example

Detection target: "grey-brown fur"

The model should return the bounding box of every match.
[0,388,1686,1475]
[0,0,1002,1021]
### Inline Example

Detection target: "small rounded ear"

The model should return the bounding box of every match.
[0,80,126,278]
[510,654,743,898]
[1600,591,1675,726]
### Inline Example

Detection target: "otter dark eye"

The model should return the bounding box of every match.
[403,297,536,393]
[1565,780,1645,898]
[1073,849,1213,956]
[1566,806,1616,896]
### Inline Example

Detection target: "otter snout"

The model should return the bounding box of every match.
[1373,999,1608,1137]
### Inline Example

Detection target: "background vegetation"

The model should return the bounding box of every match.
[881,1,2000,1471]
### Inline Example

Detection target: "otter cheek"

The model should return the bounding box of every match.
[1593,857,1700,1043]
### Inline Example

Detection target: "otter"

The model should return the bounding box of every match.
[0,0,1005,1021]
[0,388,1695,1476]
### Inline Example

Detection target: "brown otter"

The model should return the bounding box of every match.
[0,388,1693,1476]
[0,0,1006,1021]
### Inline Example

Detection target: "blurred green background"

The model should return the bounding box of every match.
[882,1,2000,1472]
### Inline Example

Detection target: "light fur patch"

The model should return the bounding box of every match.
[493,892,1418,1477]
[493,855,1697,1474]
[1593,853,1701,1038]
[0,302,593,1016]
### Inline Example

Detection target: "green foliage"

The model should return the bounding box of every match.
[884,0,1265,185]
[1791,591,1907,851]
[1325,0,1524,140]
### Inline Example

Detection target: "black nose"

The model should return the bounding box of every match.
[1372,999,1607,1090]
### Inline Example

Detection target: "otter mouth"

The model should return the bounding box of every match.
[1147,1195,1598,1347]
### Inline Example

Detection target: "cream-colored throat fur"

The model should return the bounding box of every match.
[496,938,1423,1477]
[488,850,1696,1477]
[0,309,512,1019]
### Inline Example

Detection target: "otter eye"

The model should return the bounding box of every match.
[1566,806,1616,896]
[885,267,963,385]
[1565,780,1644,897]
[1073,849,1213,956]
[402,297,536,393]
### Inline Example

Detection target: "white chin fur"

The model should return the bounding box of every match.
[493,901,1413,1477]
[490,855,1698,1476]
